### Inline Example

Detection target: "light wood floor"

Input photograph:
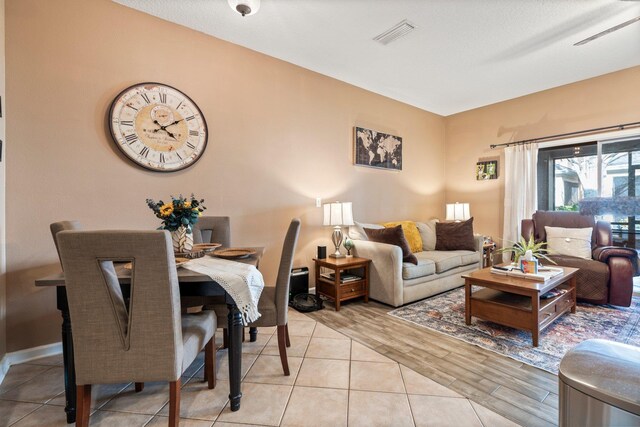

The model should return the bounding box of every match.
[306,299,560,427]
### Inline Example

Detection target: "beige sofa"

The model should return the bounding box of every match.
[349,221,483,307]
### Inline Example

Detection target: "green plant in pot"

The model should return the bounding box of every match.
[496,235,556,265]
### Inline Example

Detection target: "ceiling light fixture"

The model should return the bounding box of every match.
[574,15,640,46]
[373,19,416,45]
[228,0,260,17]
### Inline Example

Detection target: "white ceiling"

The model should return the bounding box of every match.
[113,0,640,116]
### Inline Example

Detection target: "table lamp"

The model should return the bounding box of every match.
[323,202,354,258]
[446,202,470,222]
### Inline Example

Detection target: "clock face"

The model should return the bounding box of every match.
[109,82,208,172]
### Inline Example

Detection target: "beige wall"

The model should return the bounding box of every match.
[0,0,6,360]
[445,66,640,244]
[5,0,445,352]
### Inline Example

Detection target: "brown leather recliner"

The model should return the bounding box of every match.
[521,211,639,307]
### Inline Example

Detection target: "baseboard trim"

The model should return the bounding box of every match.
[0,342,62,385]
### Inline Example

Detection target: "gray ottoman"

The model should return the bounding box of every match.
[559,339,640,426]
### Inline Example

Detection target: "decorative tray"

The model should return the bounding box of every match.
[211,248,257,259]
[174,250,205,259]
[124,257,190,270]
[192,243,222,253]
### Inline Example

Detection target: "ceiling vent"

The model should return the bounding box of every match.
[373,19,416,45]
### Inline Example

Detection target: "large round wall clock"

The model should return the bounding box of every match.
[109,82,208,172]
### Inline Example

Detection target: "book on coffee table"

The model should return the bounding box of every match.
[490,265,563,281]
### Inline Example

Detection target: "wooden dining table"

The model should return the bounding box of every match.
[35,248,264,424]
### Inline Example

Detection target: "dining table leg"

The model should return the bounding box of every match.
[57,286,76,424]
[249,327,258,342]
[227,303,243,411]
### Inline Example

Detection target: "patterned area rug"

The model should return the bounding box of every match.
[389,288,640,373]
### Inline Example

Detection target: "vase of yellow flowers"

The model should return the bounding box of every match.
[146,194,206,253]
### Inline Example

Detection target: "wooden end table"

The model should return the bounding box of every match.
[462,266,578,347]
[314,256,370,311]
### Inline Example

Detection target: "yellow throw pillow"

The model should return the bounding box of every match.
[381,221,423,253]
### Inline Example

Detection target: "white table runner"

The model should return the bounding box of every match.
[183,257,264,325]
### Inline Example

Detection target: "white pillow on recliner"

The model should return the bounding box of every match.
[545,226,593,259]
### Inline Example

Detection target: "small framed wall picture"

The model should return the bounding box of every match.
[476,160,498,180]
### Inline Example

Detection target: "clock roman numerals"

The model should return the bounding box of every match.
[189,130,199,137]
[185,115,195,121]
[159,153,165,163]
[186,142,196,150]
[139,146,149,158]
[141,93,151,104]
[120,120,133,126]
[159,93,167,103]
[124,134,138,144]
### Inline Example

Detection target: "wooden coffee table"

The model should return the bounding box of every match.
[462,266,578,347]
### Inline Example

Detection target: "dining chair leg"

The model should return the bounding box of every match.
[223,328,228,349]
[135,382,144,392]
[205,336,216,389]
[285,323,291,348]
[277,325,290,376]
[169,379,181,427]
[75,384,91,427]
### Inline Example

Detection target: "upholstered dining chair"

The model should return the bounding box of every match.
[50,220,82,268]
[56,230,217,427]
[193,216,231,248]
[247,218,301,375]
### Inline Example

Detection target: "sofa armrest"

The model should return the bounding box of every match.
[474,234,484,268]
[593,246,640,275]
[353,240,404,307]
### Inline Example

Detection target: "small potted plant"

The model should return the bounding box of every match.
[146,194,206,253]
[496,235,556,266]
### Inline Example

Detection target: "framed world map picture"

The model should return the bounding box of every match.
[354,126,402,170]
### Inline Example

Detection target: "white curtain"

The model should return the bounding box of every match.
[502,143,538,261]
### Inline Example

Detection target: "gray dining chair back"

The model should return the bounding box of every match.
[275,218,301,326]
[57,230,183,385]
[50,220,82,269]
[247,218,301,376]
[193,216,230,247]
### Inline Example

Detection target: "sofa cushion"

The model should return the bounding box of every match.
[365,225,418,265]
[382,221,422,253]
[402,252,436,279]
[435,218,475,251]
[454,250,480,266]
[422,251,464,274]
[349,221,383,241]
[545,226,593,259]
[416,220,439,251]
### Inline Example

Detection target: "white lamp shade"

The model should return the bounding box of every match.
[323,202,354,226]
[446,203,470,221]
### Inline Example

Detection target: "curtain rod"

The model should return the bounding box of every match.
[489,120,640,149]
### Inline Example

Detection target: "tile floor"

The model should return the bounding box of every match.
[0,309,520,426]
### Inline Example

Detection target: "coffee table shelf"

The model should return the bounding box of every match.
[463,267,578,347]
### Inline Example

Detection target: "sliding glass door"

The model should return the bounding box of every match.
[601,140,640,248]
[537,138,640,249]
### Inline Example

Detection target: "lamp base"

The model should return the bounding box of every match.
[330,226,345,259]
